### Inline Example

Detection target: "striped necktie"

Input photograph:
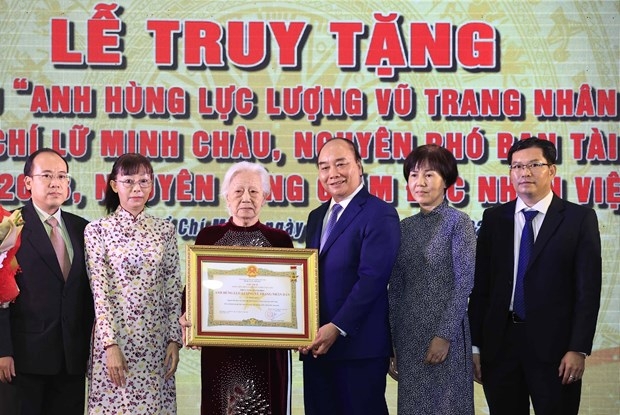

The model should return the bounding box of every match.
[320,203,342,252]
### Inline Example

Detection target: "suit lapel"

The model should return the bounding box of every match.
[529,195,564,270]
[498,201,517,275]
[20,200,66,282]
[320,189,368,255]
[62,211,80,283]
[309,202,330,250]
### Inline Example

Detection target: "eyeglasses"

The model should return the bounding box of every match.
[509,162,552,172]
[30,173,71,184]
[114,178,153,188]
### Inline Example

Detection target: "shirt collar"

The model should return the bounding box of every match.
[32,201,63,225]
[328,183,364,211]
[515,191,553,214]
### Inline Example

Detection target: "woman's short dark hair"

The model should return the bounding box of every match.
[104,153,154,214]
[507,137,557,165]
[402,144,459,189]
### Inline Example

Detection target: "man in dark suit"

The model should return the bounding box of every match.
[0,148,94,415]
[300,138,400,415]
[468,137,602,415]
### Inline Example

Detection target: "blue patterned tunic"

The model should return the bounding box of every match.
[388,200,475,415]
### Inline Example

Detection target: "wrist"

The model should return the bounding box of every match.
[330,322,347,337]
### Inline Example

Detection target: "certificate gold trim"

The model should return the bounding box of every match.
[186,245,319,348]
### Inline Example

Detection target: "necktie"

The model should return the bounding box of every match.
[513,210,538,320]
[46,216,71,280]
[320,203,342,252]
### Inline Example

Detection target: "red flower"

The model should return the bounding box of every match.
[0,205,24,304]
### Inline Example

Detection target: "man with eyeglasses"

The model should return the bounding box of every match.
[468,137,602,415]
[0,148,94,415]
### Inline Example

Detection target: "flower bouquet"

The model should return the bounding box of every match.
[0,206,24,305]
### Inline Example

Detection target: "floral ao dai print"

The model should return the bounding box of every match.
[85,207,182,415]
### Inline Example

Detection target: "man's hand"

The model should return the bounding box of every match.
[0,356,15,383]
[558,351,586,385]
[298,323,340,358]
[472,353,482,384]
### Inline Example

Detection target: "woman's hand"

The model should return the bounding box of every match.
[424,336,450,365]
[106,345,128,387]
[164,342,180,380]
[179,312,201,350]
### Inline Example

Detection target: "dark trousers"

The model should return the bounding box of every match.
[303,356,389,415]
[6,370,86,415]
[482,319,581,415]
[0,381,20,415]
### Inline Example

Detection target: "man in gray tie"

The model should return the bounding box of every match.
[468,137,602,415]
[0,148,94,415]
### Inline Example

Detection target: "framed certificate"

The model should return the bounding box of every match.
[185,245,319,348]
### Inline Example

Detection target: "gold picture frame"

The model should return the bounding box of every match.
[186,245,319,348]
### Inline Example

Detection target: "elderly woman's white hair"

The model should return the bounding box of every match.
[220,161,271,198]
